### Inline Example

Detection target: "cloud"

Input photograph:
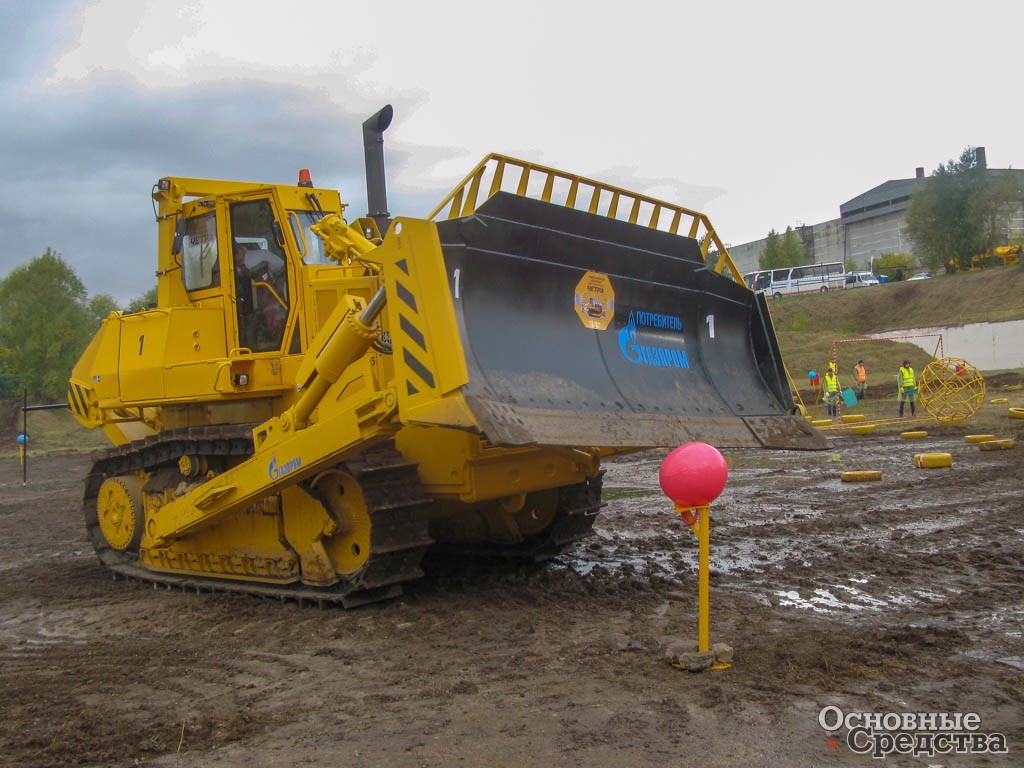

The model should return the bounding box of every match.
[0,67,454,303]
[0,1,80,87]
[6,0,1024,303]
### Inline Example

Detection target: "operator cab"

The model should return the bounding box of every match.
[176,192,299,354]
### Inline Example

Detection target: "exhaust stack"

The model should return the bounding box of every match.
[363,105,394,235]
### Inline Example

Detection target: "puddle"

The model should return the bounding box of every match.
[773,577,952,614]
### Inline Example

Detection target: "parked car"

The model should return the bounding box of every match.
[907,273,931,281]
[845,271,880,288]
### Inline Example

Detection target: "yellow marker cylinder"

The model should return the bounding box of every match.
[840,470,882,482]
[913,452,953,468]
[979,439,1015,451]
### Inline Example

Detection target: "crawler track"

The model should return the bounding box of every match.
[520,473,604,560]
[429,473,605,561]
[83,427,434,607]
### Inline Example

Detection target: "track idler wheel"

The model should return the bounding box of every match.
[312,469,372,576]
[96,475,146,552]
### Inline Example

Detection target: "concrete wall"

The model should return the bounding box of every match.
[868,319,1024,371]
[729,218,847,277]
[844,211,911,268]
[728,240,762,276]
[803,219,845,266]
[1005,201,1024,240]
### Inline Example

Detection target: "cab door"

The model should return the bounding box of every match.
[227,197,293,353]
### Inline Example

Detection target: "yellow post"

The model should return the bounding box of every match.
[696,504,710,653]
[677,503,711,653]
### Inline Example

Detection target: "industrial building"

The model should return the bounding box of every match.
[728,147,1024,276]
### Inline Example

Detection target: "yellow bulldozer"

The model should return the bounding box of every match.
[949,244,1023,272]
[69,106,824,606]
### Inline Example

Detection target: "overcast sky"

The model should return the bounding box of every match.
[2,0,1022,304]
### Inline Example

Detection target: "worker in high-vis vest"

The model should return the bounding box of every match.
[898,359,917,417]
[823,361,840,419]
[853,360,867,401]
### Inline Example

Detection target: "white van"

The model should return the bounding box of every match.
[845,271,879,289]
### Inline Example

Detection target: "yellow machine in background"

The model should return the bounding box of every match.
[70,106,823,605]
[950,244,1022,272]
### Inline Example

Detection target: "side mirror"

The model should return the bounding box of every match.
[171,218,187,255]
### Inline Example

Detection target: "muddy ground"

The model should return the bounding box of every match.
[1,421,1022,767]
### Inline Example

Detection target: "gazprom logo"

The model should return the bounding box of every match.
[618,311,689,369]
[268,454,302,480]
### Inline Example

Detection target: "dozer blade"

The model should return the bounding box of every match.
[435,193,826,450]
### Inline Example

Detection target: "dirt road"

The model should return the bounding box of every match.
[1,425,1021,767]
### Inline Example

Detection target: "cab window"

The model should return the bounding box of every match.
[289,210,331,265]
[181,212,220,291]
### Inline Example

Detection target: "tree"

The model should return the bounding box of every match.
[759,229,782,270]
[0,249,94,401]
[126,286,158,313]
[759,226,806,270]
[88,294,120,327]
[779,226,806,267]
[905,146,1023,272]
[873,251,914,280]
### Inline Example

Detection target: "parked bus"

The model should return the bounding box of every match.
[743,262,846,298]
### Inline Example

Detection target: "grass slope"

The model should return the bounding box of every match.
[768,266,1024,382]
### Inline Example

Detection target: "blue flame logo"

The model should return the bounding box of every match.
[618,311,689,369]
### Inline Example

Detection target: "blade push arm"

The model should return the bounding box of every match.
[148,289,395,546]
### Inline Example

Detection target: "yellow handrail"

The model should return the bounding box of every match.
[427,154,745,286]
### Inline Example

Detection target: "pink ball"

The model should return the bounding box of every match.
[659,442,728,507]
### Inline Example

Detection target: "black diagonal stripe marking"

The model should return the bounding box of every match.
[400,313,426,351]
[396,281,418,312]
[396,258,410,275]
[66,388,79,415]
[403,348,435,389]
[406,380,419,395]
[71,384,88,415]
